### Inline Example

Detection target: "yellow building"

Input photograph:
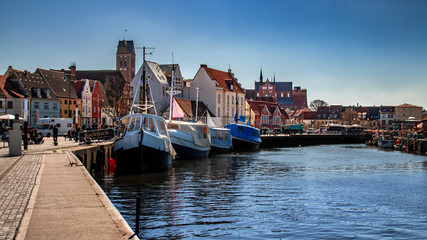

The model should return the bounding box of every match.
[395,103,423,121]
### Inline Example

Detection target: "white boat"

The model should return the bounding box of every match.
[114,113,174,173]
[114,49,173,173]
[167,120,211,159]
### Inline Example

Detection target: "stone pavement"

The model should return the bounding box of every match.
[0,137,137,240]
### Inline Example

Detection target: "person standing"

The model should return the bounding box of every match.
[53,125,59,145]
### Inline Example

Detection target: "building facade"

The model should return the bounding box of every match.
[190,64,246,126]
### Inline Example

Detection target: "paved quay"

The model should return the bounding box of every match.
[0,137,137,240]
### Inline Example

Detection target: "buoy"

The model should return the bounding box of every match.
[108,158,116,174]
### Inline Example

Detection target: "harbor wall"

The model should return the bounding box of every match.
[260,134,365,148]
[72,142,114,174]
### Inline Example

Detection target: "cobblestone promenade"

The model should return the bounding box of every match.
[0,137,135,240]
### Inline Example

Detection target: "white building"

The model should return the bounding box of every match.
[131,61,183,114]
[190,64,246,127]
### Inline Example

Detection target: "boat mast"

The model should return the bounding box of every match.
[169,63,175,121]
[195,87,199,122]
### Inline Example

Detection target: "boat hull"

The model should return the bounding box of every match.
[115,144,172,174]
[210,145,232,155]
[172,143,210,159]
[232,137,260,152]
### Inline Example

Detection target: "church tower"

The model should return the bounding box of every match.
[116,40,136,81]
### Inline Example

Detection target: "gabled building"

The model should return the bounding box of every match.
[72,79,92,128]
[246,99,288,129]
[130,61,171,114]
[159,64,184,99]
[190,64,246,126]
[4,67,60,127]
[247,69,308,110]
[63,66,131,123]
[36,68,81,126]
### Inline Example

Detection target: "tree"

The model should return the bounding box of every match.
[341,107,358,124]
[309,99,328,111]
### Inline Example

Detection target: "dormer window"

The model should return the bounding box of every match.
[37,88,41,97]
[46,89,50,98]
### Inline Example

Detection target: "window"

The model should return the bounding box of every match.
[134,116,141,131]
[65,100,68,104]
[232,98,234,104]
[73,101,76,104]
[157,120,167,136]
[227,95,229,104]
[34,102,39,109]
[46,89,50,98]
[44,102,49,110]
[143,117,156,133]
[64,110,67,114]
[218,108,220,116]
[7,101,13,109]
[53,103,58,110]
[218,94,220,103]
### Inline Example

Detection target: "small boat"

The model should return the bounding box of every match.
[114,113,173,173]
[225,123,261,152]
[167,120,211,159]
[210,127,232,155]
[378,135,394,148]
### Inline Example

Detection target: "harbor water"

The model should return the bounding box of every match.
[95,144,427,239]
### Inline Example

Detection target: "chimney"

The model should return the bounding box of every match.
[200,64,207,68]
[69,63,76,81]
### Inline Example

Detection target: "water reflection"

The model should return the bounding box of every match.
[96,144,427,239]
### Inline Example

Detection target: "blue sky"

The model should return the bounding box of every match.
[1,0,426,108]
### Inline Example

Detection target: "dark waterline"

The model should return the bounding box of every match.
[95,144,427,239]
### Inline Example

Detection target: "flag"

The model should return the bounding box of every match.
[239,115,245,122]
[172,97,185,119]
[234,112,237,123]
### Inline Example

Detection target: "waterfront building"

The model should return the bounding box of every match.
[72,79,92,128]
[379,106,395,130]
[116,40,136,82]
[4,67,60,127]
[36,68,81,126]
[64,67,131,125]
[246,69,307,110]
[190,64,245,126]
[395,103,423,121]
[246,99,288,129]
[130,61,171,114]
[159,64,184,99]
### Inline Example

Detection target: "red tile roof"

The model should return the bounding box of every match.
[203,66,244,93]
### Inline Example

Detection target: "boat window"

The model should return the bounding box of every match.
[129,117,136,132]
[134,116,141,131]
[144,117,156,133]
[121,118,130,136]
[238,126,244,133]
[156,119,167,136]
[223,132,228,141]
[211,130,217,139]
[168,123,180,130]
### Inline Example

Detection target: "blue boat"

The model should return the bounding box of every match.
[210,127,232,155]
[225,123,261,152]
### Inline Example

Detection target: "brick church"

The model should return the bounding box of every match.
[245,69,307,110]
[116,40,136,81]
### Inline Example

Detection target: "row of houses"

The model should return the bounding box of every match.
[292,104,425,130]
[0,65,129,128]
